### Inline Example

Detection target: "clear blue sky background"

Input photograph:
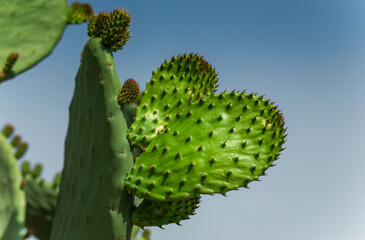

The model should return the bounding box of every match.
[1,0,364,239]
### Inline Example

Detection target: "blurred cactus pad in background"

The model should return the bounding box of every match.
[0,0,93,83]
[0,2,286,240]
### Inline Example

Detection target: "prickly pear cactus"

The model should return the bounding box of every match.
[0,125,26,240]
[22,162,60,240]
[127,54,219,147]
[0,0,68,82]
[132,197,200,228]
[126,54,285,201]
[50,37,134,240]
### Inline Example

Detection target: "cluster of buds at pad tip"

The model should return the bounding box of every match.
[118,78,140,107]
[66,1,94,24]
[87,8,131,51]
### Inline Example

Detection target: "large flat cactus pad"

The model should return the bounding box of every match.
[0,0,67,81]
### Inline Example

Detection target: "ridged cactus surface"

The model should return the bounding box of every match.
[128,54,219,147]
[0,126,25,240]
[126,90,286,200]
[132,197,200,227]
[0,0,67,81]
[50,37,134,240]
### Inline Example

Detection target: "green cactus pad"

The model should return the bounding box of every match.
[22,164,59,240]
[50,37,134,240]
[0,0,67,82]
[127,54,219,147]
[125,92,286,200]
[132,197,200,227]
[0,127,25,240]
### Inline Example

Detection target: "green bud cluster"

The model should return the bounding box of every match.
[0,52,19,82]
[118,78,140,107]
[87,8,131,52]
[66,1,94,24]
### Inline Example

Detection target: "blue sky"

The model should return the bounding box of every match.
[1,0,364,239]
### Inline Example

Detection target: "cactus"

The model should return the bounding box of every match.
[125,87,285,200]
[0,5,287,240]
[0,125,60,240]
[0,0,94,82]
[132,197,200,228]
[49,37,135,240]
[0,125,26,240]
[21,162,60,240]
[127,54,219,147]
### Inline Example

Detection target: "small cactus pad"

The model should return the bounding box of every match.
[125,92,286,200]
[132,197,200,227]
[22,163,60,240]
[127,54,219,147]
[66,2,94,24]
[0,126,26,240]
[118,79,140,107]
[50,37,134,240]
[0,0,67,82]
[88,9,131,51]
